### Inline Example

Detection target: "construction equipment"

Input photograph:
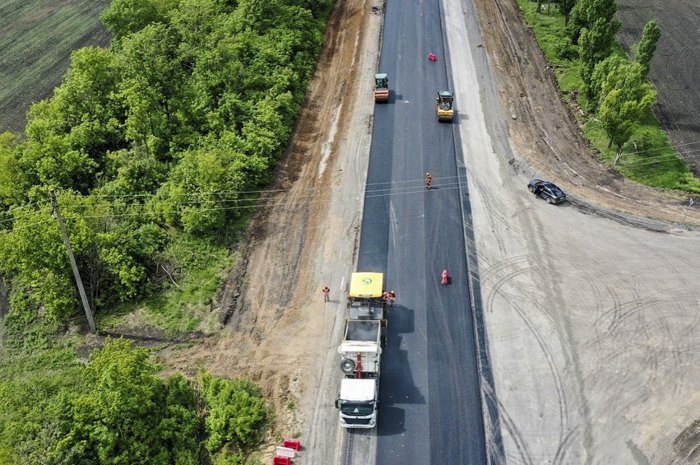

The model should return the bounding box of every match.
[335,272,387,428]
[347,272,385,319]
[335,318,384,428]
[374,73,389,103]
[436,90,454,122]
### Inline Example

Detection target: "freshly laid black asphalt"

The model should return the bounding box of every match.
[356,0,487,463]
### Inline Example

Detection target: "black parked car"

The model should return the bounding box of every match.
[528,179,566,204]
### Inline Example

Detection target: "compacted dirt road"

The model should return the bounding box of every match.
[450,0,700,463]
[164,0,699,463]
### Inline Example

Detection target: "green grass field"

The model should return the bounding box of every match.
[0,0,112,133]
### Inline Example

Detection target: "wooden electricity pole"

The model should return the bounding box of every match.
[50,190,96,334]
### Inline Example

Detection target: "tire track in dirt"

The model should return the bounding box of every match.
[470,176,526,239]
[489,392,535,465]
[484,260,572,456]
[479,254,529,289]
[552,425,580,465]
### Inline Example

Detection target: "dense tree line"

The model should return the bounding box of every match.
[0,0,331,325]
[0,339,270,465]
[535,0,661,159]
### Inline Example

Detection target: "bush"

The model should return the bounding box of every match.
[201,372,271,454]
[632,130,655,154]
[555,37,578,59]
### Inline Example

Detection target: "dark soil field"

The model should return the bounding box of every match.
[0,0,112,133]
[616,0,700,176]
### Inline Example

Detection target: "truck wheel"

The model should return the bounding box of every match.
[340,358,356,374]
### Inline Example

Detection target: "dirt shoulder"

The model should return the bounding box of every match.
[471,0,700,229]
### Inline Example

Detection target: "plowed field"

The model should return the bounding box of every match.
[616,0,700,176]
[0,0,111,132]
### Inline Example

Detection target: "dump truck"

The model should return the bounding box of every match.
[374,73,389,103]
[335,318,384,428]
[436,90,454,122]
[335,272,387,428]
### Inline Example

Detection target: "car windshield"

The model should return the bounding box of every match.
[545,184,562,195]
[340,401,374,416]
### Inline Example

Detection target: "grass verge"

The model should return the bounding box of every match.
[99,233,239,336]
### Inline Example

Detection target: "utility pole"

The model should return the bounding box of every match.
[50,190,96,334]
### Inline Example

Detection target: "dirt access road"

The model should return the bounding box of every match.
[165,0,699,463]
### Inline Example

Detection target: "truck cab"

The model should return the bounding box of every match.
[336,378,378,428]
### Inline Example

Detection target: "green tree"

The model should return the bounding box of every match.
[0,192,157,323]
[0,133,26,207]
[160,375,202,465]
[100,147,169,197]
[590,54,626,107]
[560,0,578,23]
[101,0,177,38]
[51,47,125,160]
[15,48,124,195]
[635,19,661,79]
[579,15,621,95]
[598,61,657,162]
[116,23,189,158]
[0,204,78,323]
[200,372,270,454]
[48,339,200,465]
[569,0,621,94]
[154,146,249,234]
[21,114,99,194]
[567,0,619,44]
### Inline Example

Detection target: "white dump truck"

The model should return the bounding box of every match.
[335,272,386,428]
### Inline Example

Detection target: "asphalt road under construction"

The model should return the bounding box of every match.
[342,0,491,463]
